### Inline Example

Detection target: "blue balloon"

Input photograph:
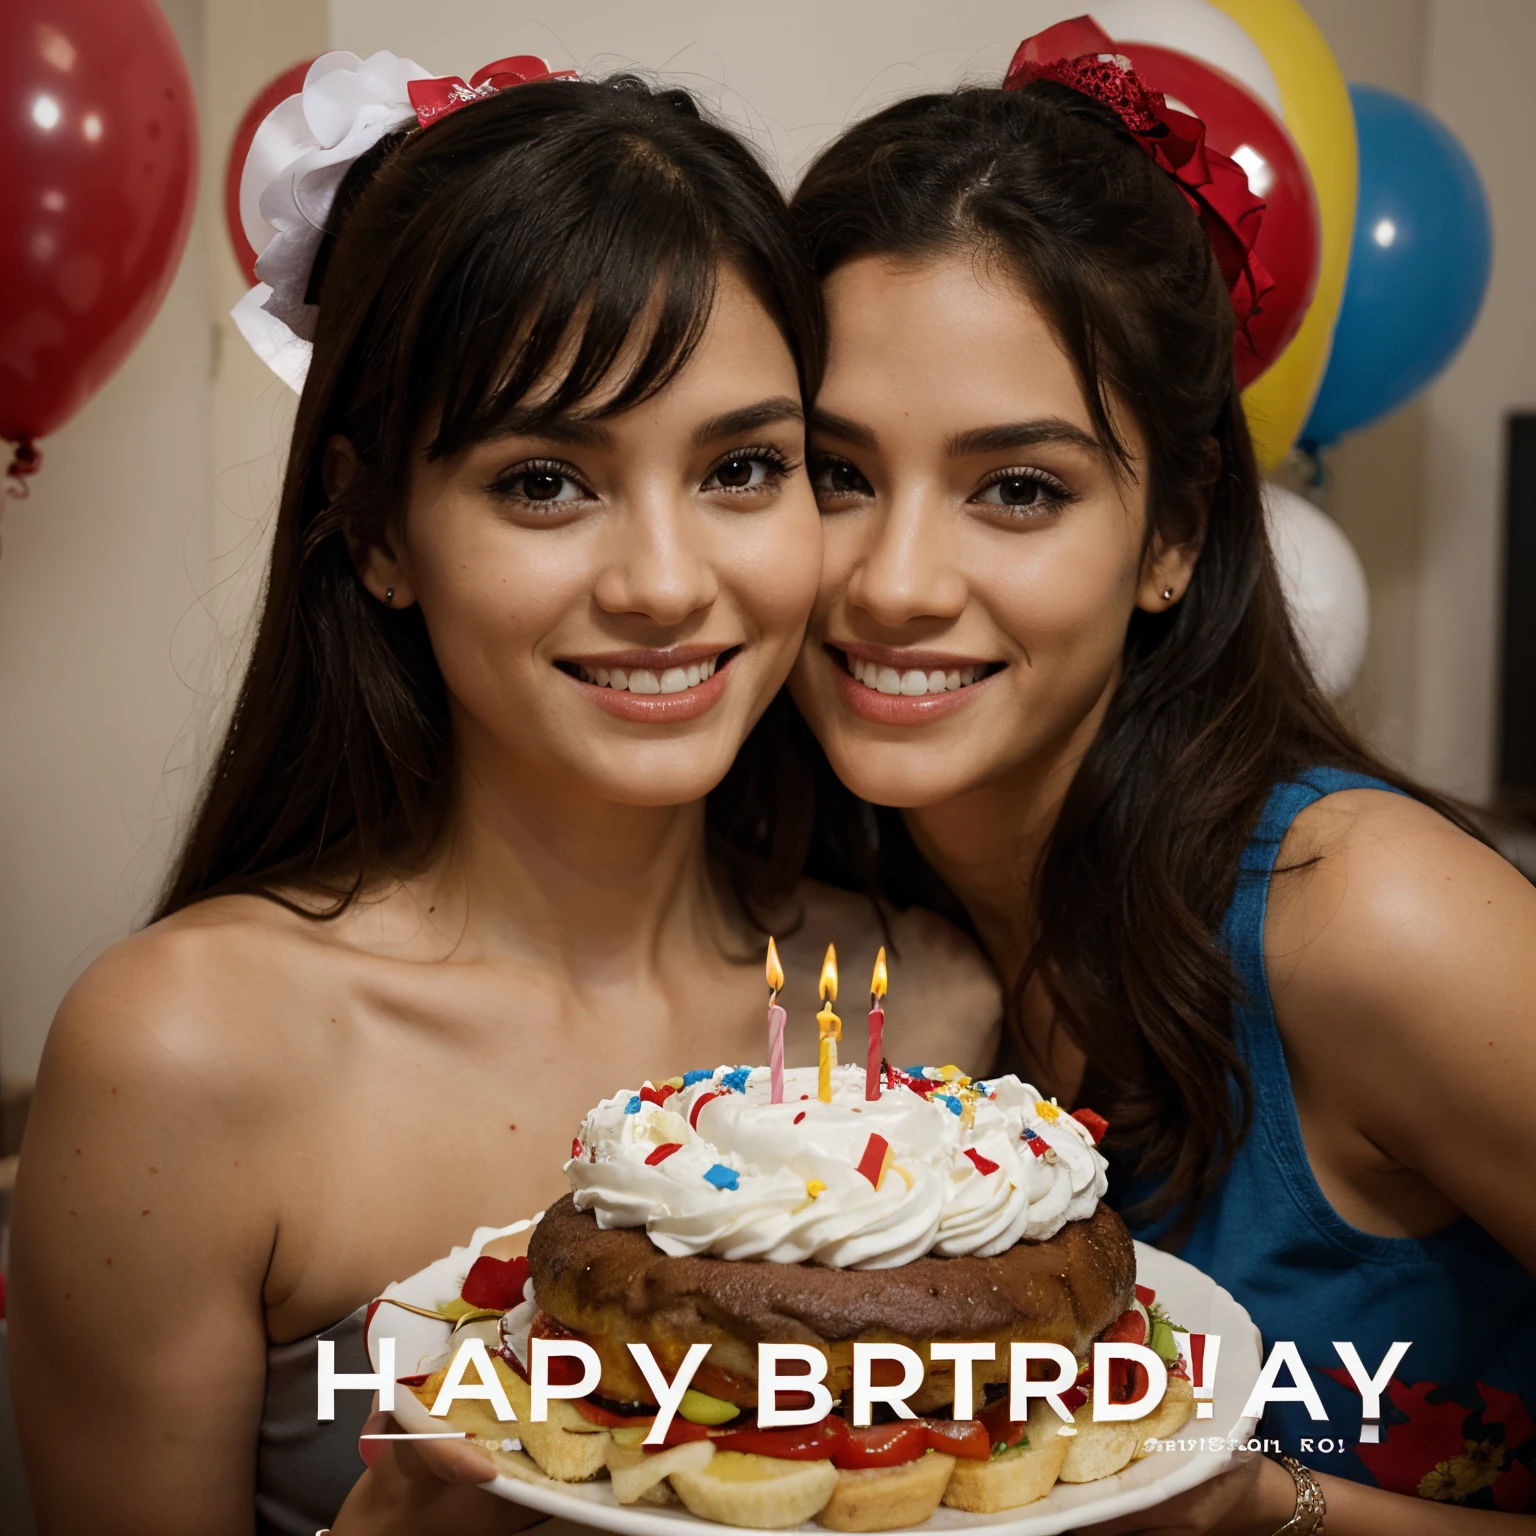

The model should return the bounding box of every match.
[1302,85,1491,448]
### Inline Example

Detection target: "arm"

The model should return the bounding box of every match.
[9,933,278,1535]
[1085,792,1536,1535]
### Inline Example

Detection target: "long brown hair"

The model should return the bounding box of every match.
[156,76,821,923]
[788,82,1474,1226]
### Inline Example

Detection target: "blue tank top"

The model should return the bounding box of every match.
[1119,769,1536,1510]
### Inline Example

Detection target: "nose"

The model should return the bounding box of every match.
[845,487,968,629]
[592,495,718,628]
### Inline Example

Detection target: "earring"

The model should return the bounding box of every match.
[385,586,395,607]
[1162,586,1175,601]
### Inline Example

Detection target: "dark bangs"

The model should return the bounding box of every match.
[156,75,819,920]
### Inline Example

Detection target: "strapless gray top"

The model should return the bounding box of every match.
[256,1305,372,1535]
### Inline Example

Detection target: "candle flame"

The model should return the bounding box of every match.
[765,935,784,994]
[819,943,838,1002]
[870,946,887,1002]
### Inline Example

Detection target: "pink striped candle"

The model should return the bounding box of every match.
[768,1004,786,1103]
[765,937,786,1104]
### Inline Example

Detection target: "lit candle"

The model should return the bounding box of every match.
[766,936,786,1104]
[817,944,841,1104]
[866,946,887,1101]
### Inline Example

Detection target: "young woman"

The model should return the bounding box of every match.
[8,61,999,1536]
[786,30,1536,1536]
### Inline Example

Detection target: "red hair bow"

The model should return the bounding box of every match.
[408,54,576,128]
[1004,17,1273,339]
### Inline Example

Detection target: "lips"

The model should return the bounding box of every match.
[559,647,738,724]
[829,645,1001,726]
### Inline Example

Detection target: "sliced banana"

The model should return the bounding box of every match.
[606,1436,716,1505]
[1057,1399,1141,1484]
[817,1450,956,1531]
[1134,1374,1196,1459]
[942,1403,1069,1512]
[671,1450,841,1529]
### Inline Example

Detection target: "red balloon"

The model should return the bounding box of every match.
[224,59,315,287]
[1117,42,1321,389]
[0,0,197,455]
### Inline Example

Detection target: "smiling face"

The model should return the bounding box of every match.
[790,253,1197,813]
[354,266,820,809]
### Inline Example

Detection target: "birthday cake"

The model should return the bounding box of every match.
[404,1015,1194,1525]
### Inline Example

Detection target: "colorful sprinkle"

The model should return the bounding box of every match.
[720,1066,752,1094]
[939,1095,963,1116]
[793,1112,806,1125]
[625,1095,642,1114]
[640,1083,676,1107]
[1021,1128,1048,1159]
[806,1179,826,1199]
[963,1147,1000,1175]
[1034,1099,1061,1123]
[703,1163,740,1191]
[856,1132,893,1189]
[689,1090,721,1129]
[645,1143,682,1166]
[570,1137,583,1160]
[664,1076,685,1090]
[682,1069,715,1087]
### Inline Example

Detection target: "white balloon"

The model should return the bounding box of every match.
[1262,484,1370,698]
[1090,0,1285,119]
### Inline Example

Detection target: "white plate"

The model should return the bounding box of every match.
[368,1222,1263,1536]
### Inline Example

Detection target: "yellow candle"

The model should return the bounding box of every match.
[817,944,841,1103]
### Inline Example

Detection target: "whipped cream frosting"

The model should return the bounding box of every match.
[565,1063,1108,1269]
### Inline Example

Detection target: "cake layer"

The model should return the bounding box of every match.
[527,1194,1136,1410]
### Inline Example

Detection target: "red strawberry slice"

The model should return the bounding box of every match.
[1134,1283,1156,1307]
[1100,1307,1148,1348]
[461,1254,530,1311]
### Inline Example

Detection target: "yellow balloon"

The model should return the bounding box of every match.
[1208,0,1357,469]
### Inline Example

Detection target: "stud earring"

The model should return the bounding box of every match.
[385,587,395,607]
[1162,586,1175,601]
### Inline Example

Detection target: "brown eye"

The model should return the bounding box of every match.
[522,470,566,501]
[973,468,1071,518]
[811,459,873,498]
[715,457,755,488]
[996,476,1044,506]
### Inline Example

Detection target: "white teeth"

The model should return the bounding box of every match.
[574,656,723,693]
[848,656,992,695]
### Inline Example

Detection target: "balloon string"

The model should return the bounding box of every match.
[5,437,41,499]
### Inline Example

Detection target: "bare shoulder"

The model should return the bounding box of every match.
[40,893,341,1120]
[1266,787,1535,989]
[1264,786,1536,1161]
[783,880,1002,1069]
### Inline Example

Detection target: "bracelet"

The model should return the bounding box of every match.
[1270,1453,1326,1535]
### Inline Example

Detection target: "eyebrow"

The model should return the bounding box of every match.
[481,395,804,452]
[810,411,1103,459]
[809,409,880,453]
[945,418,1103,457]
[692,396,804,447]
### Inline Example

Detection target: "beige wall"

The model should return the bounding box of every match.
[3,0,1532,1080]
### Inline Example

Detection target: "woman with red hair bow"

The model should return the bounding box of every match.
[785,21,1536,1533]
